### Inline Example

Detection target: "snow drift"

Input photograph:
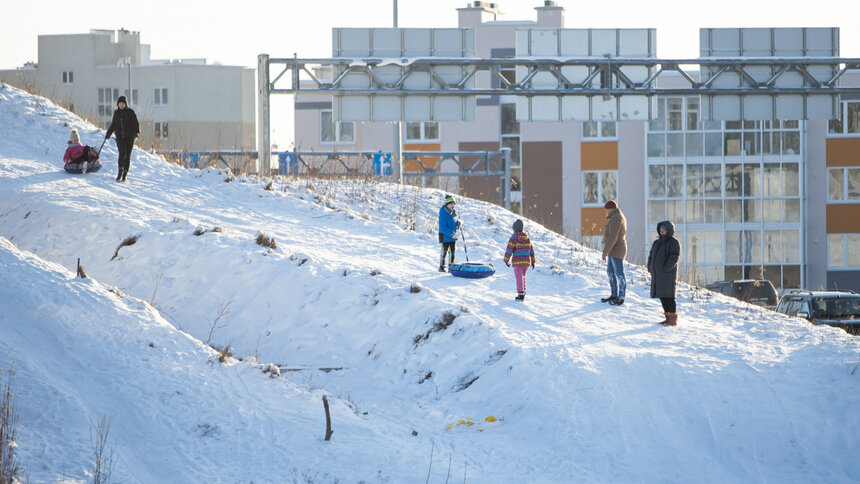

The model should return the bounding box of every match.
[1,82,859,483]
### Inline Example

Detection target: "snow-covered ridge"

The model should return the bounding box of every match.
[1,83,859,483]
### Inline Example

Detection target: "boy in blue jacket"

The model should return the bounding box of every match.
[438,195,459,272]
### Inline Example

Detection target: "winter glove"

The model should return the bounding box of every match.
[531,263,535,269]
[602,255,606,261]
[456,221,461,228]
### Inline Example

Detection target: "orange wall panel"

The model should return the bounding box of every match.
[826,204,860,233]
[580,141,618,171]
[581,207,606,236]
[826,138,860,167]
[403,143,441,172]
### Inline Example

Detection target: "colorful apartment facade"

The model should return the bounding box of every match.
[293,2,860,292]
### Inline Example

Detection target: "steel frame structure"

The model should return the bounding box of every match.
[275,149,511,207]
[256,54,860,173]
[264,56,860,96]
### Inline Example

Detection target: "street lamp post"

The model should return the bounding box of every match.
[126,57,132,106]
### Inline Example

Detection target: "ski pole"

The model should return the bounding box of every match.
[459,226,471,263]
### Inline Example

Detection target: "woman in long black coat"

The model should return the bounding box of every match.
[105,95,139,182]
[647,220,681,326]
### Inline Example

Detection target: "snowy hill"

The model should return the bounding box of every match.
[1,82,859,483]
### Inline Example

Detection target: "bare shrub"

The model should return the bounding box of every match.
[256,231,277,249]
[205,298,234,345]
[395,185,421,231]
[111,235,139,261]
[409,283,423,293]
[149,270,164,306]
[1,365,23,483]
[217,345,233,364]
[193,226,206,236]
[90,415,116,484]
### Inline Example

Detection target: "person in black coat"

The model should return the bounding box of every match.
[105,95,140,182]
[647,220,681,326]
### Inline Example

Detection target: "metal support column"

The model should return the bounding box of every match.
[501,147,511,210]
[257,54,271,175]
[395,123,403,184]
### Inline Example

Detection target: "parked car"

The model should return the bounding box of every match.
[775,290,860,335]
[706,279,779,309]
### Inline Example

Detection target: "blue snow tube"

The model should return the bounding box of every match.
[449,262,495,279]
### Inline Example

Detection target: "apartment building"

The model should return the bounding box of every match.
[292,1,859,292]
[0,29,255,152]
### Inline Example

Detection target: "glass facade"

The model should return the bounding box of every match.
[646,96,803,289]
[501,101,522,212]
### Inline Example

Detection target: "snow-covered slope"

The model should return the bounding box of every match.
[1,83,859,483]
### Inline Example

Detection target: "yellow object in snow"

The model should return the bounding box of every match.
[445,416,502,432]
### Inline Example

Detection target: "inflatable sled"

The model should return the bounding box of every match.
[64,144,102,174]
[449,262,495,279]
[64,159,103,174]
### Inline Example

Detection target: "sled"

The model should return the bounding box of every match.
[64,159,102,174]
[449,262,495,279]
[63,139,105,174]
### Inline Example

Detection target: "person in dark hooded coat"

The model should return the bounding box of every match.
[647,220,681,326]
[105,95,139,182]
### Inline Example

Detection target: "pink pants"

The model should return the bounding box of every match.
[513,265,528,293]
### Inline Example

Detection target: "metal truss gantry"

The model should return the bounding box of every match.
[256,54,860,174]
[265,55,860,96]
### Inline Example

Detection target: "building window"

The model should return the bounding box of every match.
[828,234,860,268]
[123,89,139,106]
[405,121,439,141]
[501,103,521,198]
[97,87,119,117]
[320,110,354,144]
[582,121,616,140]
[62,71,74,84]
[501,103,519,135]
[154,122,168,140]
[828,101,860,135]
[827,167,860,202]
[154,88,168,106]
[646,97,803,289]
[582,171,617,206]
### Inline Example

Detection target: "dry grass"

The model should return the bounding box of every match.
[111,235,139,261]
[256,232,277,249]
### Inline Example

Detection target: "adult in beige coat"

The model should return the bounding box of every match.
[601,200,628,305]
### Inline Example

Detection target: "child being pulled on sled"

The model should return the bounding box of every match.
[503,219,535,301]
[63,129,87,165]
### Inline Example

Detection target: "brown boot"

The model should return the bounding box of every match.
[658,312,669,325]
[661,312,678,326]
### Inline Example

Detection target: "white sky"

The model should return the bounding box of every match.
[3,0,860,147]
[4,0,860,69]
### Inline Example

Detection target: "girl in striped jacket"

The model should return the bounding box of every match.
[503,219,536,301]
